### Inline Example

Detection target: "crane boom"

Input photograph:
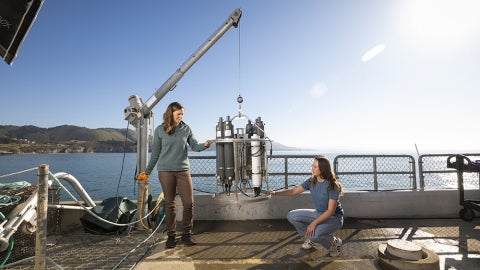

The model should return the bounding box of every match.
[125,8,241,126]
[141,8,242,116]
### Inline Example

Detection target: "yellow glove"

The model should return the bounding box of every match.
[136,172,150,181]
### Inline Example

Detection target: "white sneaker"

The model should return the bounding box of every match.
[329,236,342,257]
[301,238,314,249]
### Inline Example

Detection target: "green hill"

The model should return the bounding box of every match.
[0,125,136,153]
[0,125,301,154]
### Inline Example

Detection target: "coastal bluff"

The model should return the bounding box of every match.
[0,125,136,154]
[0,125,298,154]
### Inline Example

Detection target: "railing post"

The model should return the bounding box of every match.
[411,156,417,190]
[35,164,49,270]
[373,157,378,191]
[284,157,288,189]
[418,155,424,190]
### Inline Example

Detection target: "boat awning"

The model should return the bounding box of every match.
[0,0,44,65]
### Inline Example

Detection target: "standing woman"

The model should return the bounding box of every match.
[267,156,344,256]
[138,102,211,249]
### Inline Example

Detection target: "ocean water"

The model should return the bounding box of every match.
[0,153,143,201]
[1,151,476,201]
[0,151,324,201]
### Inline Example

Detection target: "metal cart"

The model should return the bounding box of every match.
[447,154,480,221]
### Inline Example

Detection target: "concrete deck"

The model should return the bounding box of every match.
[1,218,478,270]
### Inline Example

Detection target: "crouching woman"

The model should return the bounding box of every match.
[267,156,344,256]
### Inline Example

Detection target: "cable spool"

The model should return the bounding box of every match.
[377,239,440,270]
[386,239,423,260]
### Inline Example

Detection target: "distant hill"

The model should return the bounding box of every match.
[0,125,135,143]
[0,125,301,153]
[0,125,136,153]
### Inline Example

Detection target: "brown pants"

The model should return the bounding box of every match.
[158,170,194,237]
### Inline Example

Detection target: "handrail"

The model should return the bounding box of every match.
[418,153,480,190]
[333,154,417,191]
[189,153,479,191]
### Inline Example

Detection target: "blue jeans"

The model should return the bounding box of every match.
[287,209,343,249]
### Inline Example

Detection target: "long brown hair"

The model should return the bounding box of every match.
[311,156,343,195]
[163,102,184,134]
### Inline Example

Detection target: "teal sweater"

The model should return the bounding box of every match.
[145,121,207,173]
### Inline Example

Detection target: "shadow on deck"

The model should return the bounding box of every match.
[1,218,479,270]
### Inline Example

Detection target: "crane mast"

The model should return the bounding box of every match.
[124,8,242,226]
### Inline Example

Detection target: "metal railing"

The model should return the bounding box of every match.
[333,155,416,191]
[188,153,480,192]
[419,153,480,190]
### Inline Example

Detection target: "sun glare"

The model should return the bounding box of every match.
[361,44,386,62]
[402,0,480,49]
[309,83,328,98]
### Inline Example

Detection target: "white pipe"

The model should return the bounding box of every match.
[53,172,96,207]
[47,204,92,210]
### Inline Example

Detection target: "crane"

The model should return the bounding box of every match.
[123,8,242,225]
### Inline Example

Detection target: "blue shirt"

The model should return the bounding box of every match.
[301,178,344,216]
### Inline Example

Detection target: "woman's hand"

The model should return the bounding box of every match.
[306,222,317,237]
[204,140,212,148]
[136,172,150,181]
[266,190,275,196]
